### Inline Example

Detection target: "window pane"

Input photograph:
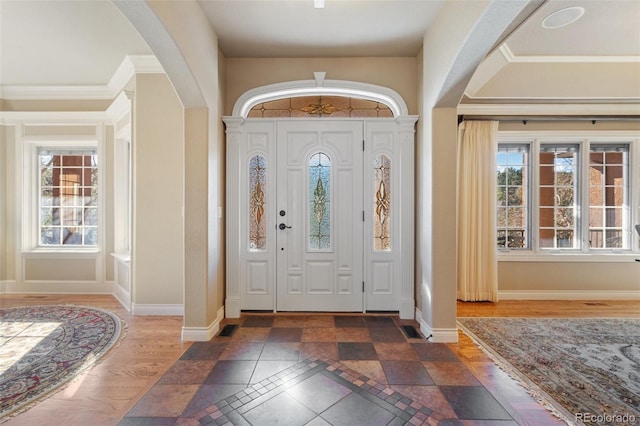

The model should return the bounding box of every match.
[507,230,526,248]
[373,154,391,251]
[589,207,603,227]
[248,155,267,251]
[606,230,623,248]
[538,145,579,249]
[41,166,53,187]
[41,208,58,226]
[84,228,98,246]
[38,150,98,247]
[588,144,629,249]
[41,227,60,245]
[556,230,574,247]
[539,165,555,186]
[506,207,527,228]
[496,145,529,249]
[62,227,82,245]
[539,207,555,227]
[84,208,98,227]
[309,152,331,250]
[539,229,555,248]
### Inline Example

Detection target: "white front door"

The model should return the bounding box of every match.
[276,121,364,312]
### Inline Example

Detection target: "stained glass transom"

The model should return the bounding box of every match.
[309,152,331,250]
[373,154,391,251]
[248,96,393,118]
[249,155,267,251]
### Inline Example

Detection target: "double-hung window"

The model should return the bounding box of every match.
[497,137,634,254]
[538,144,579,249]
[497,145,529,249]
[38,148,98,248]
[588,144,629,249]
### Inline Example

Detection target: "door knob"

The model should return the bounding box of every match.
[278,223,292,230]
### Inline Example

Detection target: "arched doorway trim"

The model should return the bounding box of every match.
[232,72,409,118]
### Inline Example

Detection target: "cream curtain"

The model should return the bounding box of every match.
[457,120,499,302]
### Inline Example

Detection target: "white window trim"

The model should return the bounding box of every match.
[21,136,102,254]
[231,74,409,118]
[497,130,640,262]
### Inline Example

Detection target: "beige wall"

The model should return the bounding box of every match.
[499,262,639,293]
[24,258,96,281]
[418,0,493,339]
[132,73,184,306]
[225,57,418,116]
[0,126,10,282]
[477,62,640,100]
[104,125,115,282]
[217,50,227,312]
[144,0,226,331]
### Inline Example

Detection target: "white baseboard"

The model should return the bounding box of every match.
[182,306,225,342]
[499,290,640,300]
[414,307,459,343]
[112,284,131,312]
[131,303,184,316]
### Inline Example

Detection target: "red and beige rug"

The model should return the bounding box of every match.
[0,305,125,421]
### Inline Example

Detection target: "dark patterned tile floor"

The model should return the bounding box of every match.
[118,314,556,426]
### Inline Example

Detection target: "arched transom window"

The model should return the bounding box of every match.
[248,96,393,118]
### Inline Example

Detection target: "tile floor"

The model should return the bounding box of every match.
[118,315,545,426]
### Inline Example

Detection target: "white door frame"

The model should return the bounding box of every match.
[224,76,417,319]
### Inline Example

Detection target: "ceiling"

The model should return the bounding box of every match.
[197,0,444,58]
[1,0,639,103]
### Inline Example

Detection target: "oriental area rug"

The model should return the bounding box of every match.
[0,305,125,422]
[457,317,640,426]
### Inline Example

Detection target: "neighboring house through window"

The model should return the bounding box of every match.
[497,135,635,254]
[39,149,98,247]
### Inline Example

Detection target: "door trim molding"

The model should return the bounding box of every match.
[231,73,410,118]
[224,78,417,319]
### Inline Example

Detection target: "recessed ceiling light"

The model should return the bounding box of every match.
[541,6,585,29]
[314,0,325,9]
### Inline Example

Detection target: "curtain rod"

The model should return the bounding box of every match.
[458,115,640,125]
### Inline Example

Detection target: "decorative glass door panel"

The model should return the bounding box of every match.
[309,152,331,250]
[373,154,392,251]
[276,121,364,312]
[249,155,267,251]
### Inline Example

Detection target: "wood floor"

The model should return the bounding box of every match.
[0,294,188,426]
[1,295,638,425]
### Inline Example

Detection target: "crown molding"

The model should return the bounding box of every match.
[457,103,640,117]
[500,44,640,64]
[0,55,163,101]
[0,85,114,101]
[106,90,134,121]
[0,111,109,124]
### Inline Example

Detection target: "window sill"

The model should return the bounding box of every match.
[111,253,131,263]
[498,251,639,263]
